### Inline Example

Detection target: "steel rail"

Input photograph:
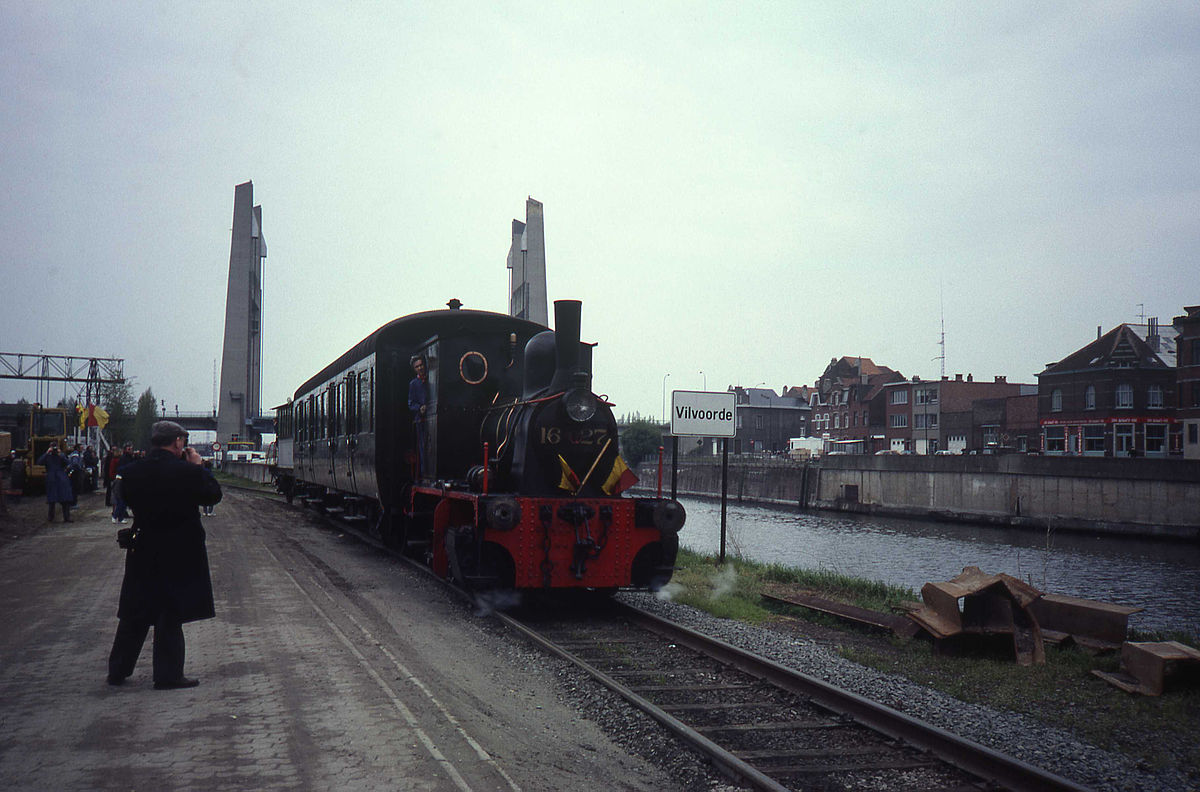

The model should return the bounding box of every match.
[493,608,791,792]
[614,600,1093,792]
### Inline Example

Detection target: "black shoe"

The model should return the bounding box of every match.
[106,674,126,686]
[154,677,199,690]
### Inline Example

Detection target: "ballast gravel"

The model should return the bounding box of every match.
[566,591,1190,792]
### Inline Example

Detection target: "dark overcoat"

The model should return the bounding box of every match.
[117,448,223,624]
[36,450,74,504]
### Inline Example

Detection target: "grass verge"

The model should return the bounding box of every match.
[666,548,1200,776]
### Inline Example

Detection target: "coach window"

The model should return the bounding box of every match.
[359,371,370,432]
[329,386,338,438]
[346,376,357,434]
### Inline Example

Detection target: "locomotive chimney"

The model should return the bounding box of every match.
[550,299,582,391]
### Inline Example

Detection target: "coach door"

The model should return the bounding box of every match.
[343,373,359,495]
[413,339,439,479]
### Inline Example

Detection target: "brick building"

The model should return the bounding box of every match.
[882,375,1034,454]
[1037,324,1176,457]
[802,357,904,454]
[1173,306,1200,459]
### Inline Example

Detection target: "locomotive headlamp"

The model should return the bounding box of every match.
[564,388,597,422]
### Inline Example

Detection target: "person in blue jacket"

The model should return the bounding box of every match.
[36,444,73,522]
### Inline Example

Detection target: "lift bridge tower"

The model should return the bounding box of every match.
[507,197,548,326]
[216,181,267,446]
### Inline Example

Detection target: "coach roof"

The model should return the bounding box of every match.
[293,307,547,398]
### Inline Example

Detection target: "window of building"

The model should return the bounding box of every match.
[833,414,840,429]
[915,388,938,405]
[1044,426,1066,454]
[1114,423,1134,454]
[1189,423,1199,445]
[1193,383,1200,408]
[1116,383,1133,409]
[1051,389,1063,412]
[889,390,908,405]
[1148,385,1164,409]
[1083,425,1105,455]
[890,414,908,428]
[1192,339,1200,366]
[982,425,999,446]
[755,415,764,430]
[1145,424,1166,456]
[1085,385,1096,410]
[862,410,869,426]
[914,413,938,429]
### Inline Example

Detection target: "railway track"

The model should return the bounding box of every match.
[497,599,1092,792]
[265,486,1092,792]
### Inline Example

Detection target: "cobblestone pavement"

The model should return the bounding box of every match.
[0,488,681,791]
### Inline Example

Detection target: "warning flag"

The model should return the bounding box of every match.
[601,454,638,496]
[557,454,581,493]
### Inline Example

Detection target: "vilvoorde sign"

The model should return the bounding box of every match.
[670,390,736,438]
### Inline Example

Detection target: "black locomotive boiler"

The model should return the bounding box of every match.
[276,299,684,592]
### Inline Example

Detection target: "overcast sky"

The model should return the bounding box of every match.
[3,2,1197,424]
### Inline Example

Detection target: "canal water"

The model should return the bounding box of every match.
[675,497,1200,638]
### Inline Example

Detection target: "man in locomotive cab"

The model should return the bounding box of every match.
[408,354,430,477]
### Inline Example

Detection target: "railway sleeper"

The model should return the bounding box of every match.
[658,701,777,712]
[627,683,754,693]
[762,757,944,776]
[695,720,852,734]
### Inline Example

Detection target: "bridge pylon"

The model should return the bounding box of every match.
[216,181,266,446]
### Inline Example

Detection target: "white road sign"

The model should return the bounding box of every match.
[671,390,736,437]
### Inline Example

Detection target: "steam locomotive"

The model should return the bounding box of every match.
[273,299,683,592]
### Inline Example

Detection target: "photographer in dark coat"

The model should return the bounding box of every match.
[106,421,222,689]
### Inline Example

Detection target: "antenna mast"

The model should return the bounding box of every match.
[933,286,946,378]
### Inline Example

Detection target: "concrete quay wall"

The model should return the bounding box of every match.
[220,460,273,485]
[642,456,1200,541]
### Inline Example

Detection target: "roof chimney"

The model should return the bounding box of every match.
[967,373,973,382]
[1097,325,1102,340]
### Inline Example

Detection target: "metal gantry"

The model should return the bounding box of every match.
[0,353,125,385]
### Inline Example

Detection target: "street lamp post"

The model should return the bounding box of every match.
[661,373,671,424]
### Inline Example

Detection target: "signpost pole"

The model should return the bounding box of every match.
[670,435,678,500]
[720,437,728,564]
